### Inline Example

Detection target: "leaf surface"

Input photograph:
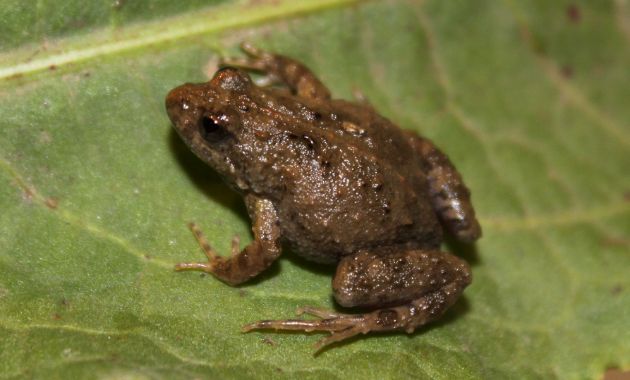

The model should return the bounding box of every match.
[1,1,629,379]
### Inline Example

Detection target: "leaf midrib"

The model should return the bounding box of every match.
[0,0,361,80]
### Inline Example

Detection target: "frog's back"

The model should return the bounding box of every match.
[274,99,443,263]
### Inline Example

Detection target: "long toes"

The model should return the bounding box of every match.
[296,306,344,319]
[219,57,267,71]
[240,41,262,57]
[187,222,220,260]
[219,57,245,66]
[243,314,365,334]
[174,262,213,272]
[242,319,333,333]
[314,326,365,351]
[243,312,375,351]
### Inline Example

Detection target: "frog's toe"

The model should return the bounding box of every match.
[242,313,362,333]
[240,42,264,58]
[174,261,214,272]
[187,222,219,260]
[219,56,264,71]
[218,43,272,73]
[313,325,365,351]
[296,306,344,319]
[242,312,369,351]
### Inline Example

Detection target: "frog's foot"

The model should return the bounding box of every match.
[243,303,436,351]
[175,197,282,285]
[221,42,268,67]
[219,42,278,86]
[174,222,240,272]
[244,277,468,351]
[220,42,331,100]
[242,306,371,351]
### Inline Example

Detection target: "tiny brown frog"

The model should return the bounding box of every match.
[165,44,481,350]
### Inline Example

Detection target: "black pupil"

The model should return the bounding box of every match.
[200,115,230,143]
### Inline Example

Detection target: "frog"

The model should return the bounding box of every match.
[165,43,481,350]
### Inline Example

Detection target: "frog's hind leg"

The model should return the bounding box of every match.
[243,249,472,351]
[408,134,482,242]
[175,195,282,286]
[220,42,331,100]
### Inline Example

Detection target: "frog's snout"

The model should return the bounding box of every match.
[165,84,192,123]
[166,84,207,141]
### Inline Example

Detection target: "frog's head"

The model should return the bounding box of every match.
[165,67,278,192]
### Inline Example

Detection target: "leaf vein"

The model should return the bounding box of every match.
[0,0,362,80]
[0,154,172,269]
[481,201,630,232]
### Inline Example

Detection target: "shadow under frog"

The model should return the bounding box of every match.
[165,43,482,351]
[169,128,243,213]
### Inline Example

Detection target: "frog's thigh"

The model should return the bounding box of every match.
[333,250,471,309]
[408,135,482,242]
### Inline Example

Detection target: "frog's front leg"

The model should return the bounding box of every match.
[221,42,331,100]
[175,194,281,286]
[243,249,471,350]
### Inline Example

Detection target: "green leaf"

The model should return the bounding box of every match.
[1,0,629,378]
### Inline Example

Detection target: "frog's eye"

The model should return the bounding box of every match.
[199,114,232,144]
